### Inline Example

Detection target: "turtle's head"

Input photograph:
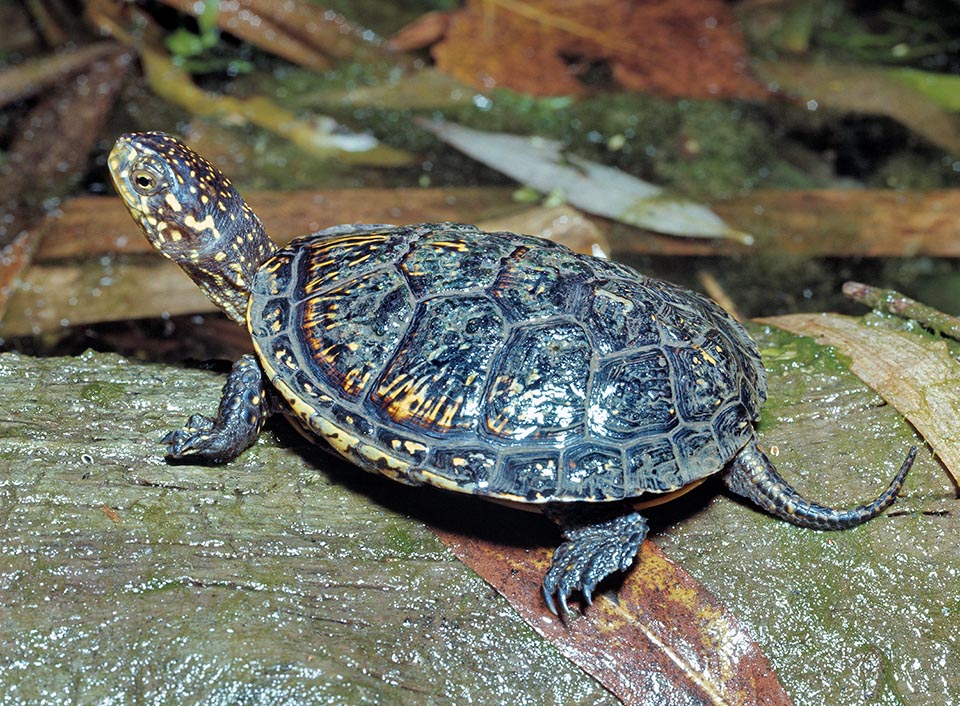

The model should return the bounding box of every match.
[109,131,277,324]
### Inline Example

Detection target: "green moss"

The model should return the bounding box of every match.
[79,381,127,405]
[749,322,846,372]
[237,65,820,198]
[384,525,422,558]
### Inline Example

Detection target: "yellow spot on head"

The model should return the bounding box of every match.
[183,213,219,235]
[164,192,182,212]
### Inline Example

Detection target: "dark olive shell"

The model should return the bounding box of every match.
[248,223,766,503]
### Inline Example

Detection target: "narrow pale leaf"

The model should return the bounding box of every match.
[889,67,960,113]
[421,120,752,243]
[758,313,960,484]
[753,60,960,155]
[434,529,794,706]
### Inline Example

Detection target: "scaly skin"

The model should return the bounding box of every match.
[722,439,916,530]
[161,354,274,463]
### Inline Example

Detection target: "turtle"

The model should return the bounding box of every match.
[108,131,916,615]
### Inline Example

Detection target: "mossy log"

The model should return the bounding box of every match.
[0,326,955,705]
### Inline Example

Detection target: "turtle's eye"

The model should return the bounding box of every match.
[131,165,162,195]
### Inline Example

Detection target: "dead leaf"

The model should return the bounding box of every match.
[141,0,401,70]
[752,60,960,155]
[427,0,766,98]
[476,205,610,256]
[388,10,452,52]
[0,42,120,108]
[758,313,960,485]
[422,119,753,242]
[434,529,794,706]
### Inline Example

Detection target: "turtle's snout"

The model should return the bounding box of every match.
[107,136,141,207]
[108,132,209,249]
[108,133,178,215]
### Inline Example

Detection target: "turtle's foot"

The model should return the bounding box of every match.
[541,511,649,616]
[162,354,272,464]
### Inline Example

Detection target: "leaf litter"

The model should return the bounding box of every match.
[421,119,753,243]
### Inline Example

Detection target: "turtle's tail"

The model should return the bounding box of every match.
[722,439,916,530]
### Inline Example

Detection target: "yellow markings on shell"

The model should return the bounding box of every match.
[437,397,463,429]
[377,372,409,397]
[485,413,511,435]
[312,404,412,479]
[403,440,427,455]
[390,439,428,456]
[274,348,298,371]
[430,240,469,252]
[384,376,431,421]
[348,253,373,267]
[312,415,360,455]
[253,337,413,484]
[342,367,370,394]
[595,286,635,312]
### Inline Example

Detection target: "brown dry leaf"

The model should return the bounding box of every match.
[388,9,452,52]
[758,313,960,485]
[434,529,793,706]
[476,205,611,256]
[0,42,120,108]
[100,505,121,523]
[154,0,399,70]
[429,0,766,98]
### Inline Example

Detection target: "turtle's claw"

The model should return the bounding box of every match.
[541,512,649,615]
[161,418,220,460]
[162,415,215,450]
[158,355,271,464]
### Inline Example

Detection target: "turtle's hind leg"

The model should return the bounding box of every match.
[723,439,916,530]
[541,509,649,615]
[162,354,274,464]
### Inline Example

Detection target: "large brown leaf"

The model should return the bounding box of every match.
[434,528,794,706]
[428,0,767,98]
[759,312,960,485]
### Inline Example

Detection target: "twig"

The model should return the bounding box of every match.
[843,280,960,341]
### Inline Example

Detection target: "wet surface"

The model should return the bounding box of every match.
[655,325,956,706]
[0,322,954,705]
[0,351,615,705]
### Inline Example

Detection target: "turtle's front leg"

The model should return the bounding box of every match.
[162,354,274,464]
